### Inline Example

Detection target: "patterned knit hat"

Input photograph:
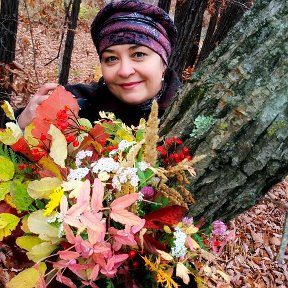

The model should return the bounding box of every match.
[91,0,177,64]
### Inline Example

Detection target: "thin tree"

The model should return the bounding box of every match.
[0,0,19,127]
[58,0,82,85]
[170,0,253,78]
[158,0,172,13]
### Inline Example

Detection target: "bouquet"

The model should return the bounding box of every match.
[0,87,233,288]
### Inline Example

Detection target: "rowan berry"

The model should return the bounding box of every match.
[182,147,190,154]
[131,260,139,269]
[165,139,173,146]
[128,250,137,259]
[73,140,79,147]
[40,134,47,141]
[65,134,76,143]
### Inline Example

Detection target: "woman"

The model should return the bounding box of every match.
[17,0,181,129]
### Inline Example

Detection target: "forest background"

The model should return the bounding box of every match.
[0,0,287,287]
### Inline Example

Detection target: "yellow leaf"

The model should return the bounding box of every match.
[0,122,22,145]
[27,241,58,262]
[163,225,171,233]
[185,225,199,235]
[0,213,20,240]
[16,235,44,251]
[61,180,83,198]
[0,156,14,181]
[176,262,190,284]
[24,123,39,147]
[48,124,67,168]
[0,181,11,200]
[6,262,46,288]
[156,249,174,261]
[116,129,134,142]
[1,101,15,120]
[39,156,63,179]
[27,177,62,199]
[27,210,60,243]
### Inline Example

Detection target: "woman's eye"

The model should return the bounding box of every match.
[133,52,146,59]
[103,56,118,63]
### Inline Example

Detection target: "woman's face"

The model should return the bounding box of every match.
[101,44,166,105]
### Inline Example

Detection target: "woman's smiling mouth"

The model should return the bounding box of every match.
[119,81,142,89]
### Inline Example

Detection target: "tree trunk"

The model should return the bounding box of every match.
[170,0,208,77]
[58,0,81,85]
[160,0,288,222]
[0,0,19,127]
[197,0,252,67]
[158,0,172,13]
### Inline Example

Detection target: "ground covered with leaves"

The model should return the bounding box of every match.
[1,8,287,288]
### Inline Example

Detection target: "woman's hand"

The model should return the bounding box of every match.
[17,83,59,130]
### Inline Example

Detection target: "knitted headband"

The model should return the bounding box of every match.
[91,0,177,64]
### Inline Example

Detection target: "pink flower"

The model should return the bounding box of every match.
[140,186,155,198]
[212,220,226,236]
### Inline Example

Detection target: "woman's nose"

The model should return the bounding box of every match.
[117,59,135,78]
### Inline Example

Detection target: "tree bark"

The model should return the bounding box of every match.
[170,0,208,77]
[197,0,252,67]
[160,0,288,222]
[158,0,172,13]
[58,0,81,85]
[0,0,19,127]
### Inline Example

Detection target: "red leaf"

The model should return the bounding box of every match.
[144,205,188,229]
[31,86,79,139]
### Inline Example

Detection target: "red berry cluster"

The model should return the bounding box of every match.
[157,136,192,165]
[55,108,79,147]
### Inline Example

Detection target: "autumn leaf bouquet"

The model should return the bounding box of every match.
[0,87,233,288]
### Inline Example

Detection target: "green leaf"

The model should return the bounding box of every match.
[10,179,33,212]
[0,213,20,241]
[0,155,15,181]
[0,181,11,200]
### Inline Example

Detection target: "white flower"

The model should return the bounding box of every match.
[138,161,150,171]
[118,140,136,151]
[75,150,92,167]
[91,157,120,173]
[67,167,89,181]
[171,227,187,258]
[112,167,139,191]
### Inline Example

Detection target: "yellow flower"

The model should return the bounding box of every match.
[43,186,64,216]
[142,256,179,288]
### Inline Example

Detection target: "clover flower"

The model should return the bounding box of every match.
[140,186,155,198]
[212,220,227,236]
[171,227,187,258]
[182,216,193,225]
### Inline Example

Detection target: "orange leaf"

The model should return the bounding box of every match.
[31,86,79,139]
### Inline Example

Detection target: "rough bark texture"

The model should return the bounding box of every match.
[0,0,19,127]
[197,0,252,67]
[170,0,208,77]
[157,0,172,13]
[160,0,288,222]
[58,0,81,85]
